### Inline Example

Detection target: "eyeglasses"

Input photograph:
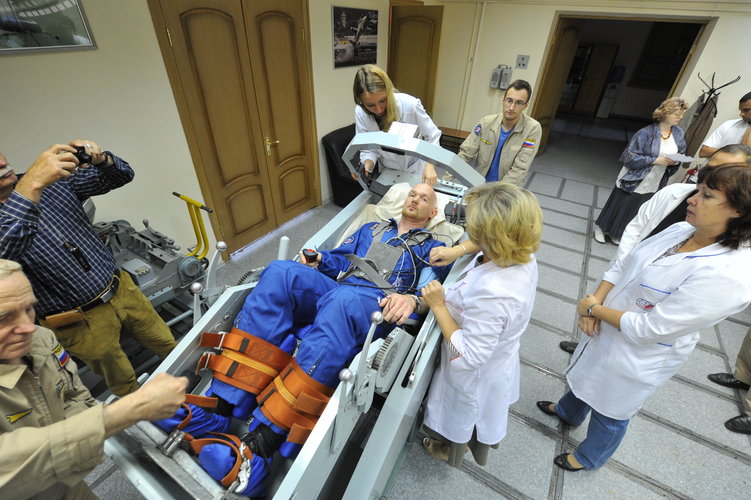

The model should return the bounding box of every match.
[503,98,527,108]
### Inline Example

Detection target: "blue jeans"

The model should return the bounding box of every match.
[555,390,629,469]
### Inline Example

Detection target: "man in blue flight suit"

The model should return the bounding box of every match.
[159,183,451,495]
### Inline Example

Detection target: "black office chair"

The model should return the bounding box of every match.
[321,124,364,207]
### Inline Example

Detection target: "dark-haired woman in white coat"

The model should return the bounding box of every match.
[538,164,751,472]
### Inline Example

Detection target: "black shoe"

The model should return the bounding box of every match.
[725,415,751,434]
[554,453,586,471]
[536,401,559,418]
[708,373,751,391]
[243,423,285,458]
[559,341,579,354]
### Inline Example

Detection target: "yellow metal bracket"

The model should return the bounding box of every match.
[172,191,213,260]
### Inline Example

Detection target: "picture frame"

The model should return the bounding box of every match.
[332,6,377,69]
[0,0,95,54]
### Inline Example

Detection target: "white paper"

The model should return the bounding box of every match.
[666,153,694,163]
[387,121,419,138]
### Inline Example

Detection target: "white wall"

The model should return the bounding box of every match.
[0,0,204,249]
[430,1,751,134]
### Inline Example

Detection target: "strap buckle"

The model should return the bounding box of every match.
[227,443,252,493]
[198,352,213,372]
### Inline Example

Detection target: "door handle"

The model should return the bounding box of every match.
[264,137,280,157]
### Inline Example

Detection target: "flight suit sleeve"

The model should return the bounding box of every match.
[502,121,542,186]
[0,405,105,498]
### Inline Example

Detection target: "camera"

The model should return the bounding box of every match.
[73,146,93,165]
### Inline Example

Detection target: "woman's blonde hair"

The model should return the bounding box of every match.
[353,64,399,132]
[465,182,543,266]
[652,97,688,122]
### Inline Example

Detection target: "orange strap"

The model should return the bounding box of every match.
[175,395,220,430]
[197,352,275,395]
[189,432,251,488]
[200,328,292,372]
[256,360,334,445]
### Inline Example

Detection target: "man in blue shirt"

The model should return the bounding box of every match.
[0,142,176,396]
[458,80,542,186]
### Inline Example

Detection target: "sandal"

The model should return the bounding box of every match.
[422,437,450,462]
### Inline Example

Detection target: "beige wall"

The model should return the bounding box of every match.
[431,1,751,135]
[1,0,748,253]
[309,1,390,202]
[0,0,204,249]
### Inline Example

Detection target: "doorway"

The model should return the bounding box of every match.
[531,15,707,155]
[147,0,320,254]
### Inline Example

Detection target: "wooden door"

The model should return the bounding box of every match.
[529,17,584,154]
[244,0,318,227]
[572,44,618,116]
[148,0,318,253]
[388,5,443,115]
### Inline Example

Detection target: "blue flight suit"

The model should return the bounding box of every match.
[235,218,449,387]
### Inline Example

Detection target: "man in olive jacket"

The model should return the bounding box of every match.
[458,79,542,186]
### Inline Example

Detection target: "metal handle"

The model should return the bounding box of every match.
[264,137,280,156]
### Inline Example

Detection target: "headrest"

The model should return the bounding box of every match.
[335,183,464,246]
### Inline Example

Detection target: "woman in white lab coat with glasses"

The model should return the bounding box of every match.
[538,164,751,472]
[420,182,542,467]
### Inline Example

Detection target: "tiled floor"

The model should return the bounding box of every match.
[388,128,751,499]
[86,122,751,499]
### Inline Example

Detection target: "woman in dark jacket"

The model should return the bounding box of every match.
[594,97,688,244]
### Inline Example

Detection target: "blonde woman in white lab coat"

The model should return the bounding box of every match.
[420,182,542,467]
[538,164,751,472]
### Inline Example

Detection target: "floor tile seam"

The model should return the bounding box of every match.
[637,408,751,465]
[520,358,566,381]
[538,239,589,257]
[534,191,602,211]
[598,459,690,500]
[527,316,577,338]
[551,428,690,500]
[529,170,612,190]
[724,316,751,328]
[691,341,725,357]
[458,461,536,500]
[537,260,585,279]
[670,374,742,404]
[542,221,589,238]
[539,200,593,219]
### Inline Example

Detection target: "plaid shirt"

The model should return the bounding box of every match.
[0,154,134,316]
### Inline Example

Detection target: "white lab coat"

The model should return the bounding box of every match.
[423,254,538,444]
[354,92,441,176]
[567,223,751,420]
[617,183,696,261]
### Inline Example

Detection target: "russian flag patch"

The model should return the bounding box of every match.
[52,343,69,368]
[522,138,536,149]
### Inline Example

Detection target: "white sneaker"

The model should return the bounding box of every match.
[593,226,605,244]
[610,235,620,245]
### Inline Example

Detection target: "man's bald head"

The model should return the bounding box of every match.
[0,259,37,363]
[401,183,439,224]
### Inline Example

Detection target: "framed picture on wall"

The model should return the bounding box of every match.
[0,0,95,54]
[332,6,377,68]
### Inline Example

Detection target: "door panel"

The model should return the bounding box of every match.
[159,0,276,251]
[573,44,618,116]
[245,1,318,224]
[529,18,584,154]
[389,6,443,115]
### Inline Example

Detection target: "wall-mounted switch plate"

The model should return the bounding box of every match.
[516,54,530,69]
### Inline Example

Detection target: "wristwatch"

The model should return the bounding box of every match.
[586,304,597,317]
[411,294,422,312]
